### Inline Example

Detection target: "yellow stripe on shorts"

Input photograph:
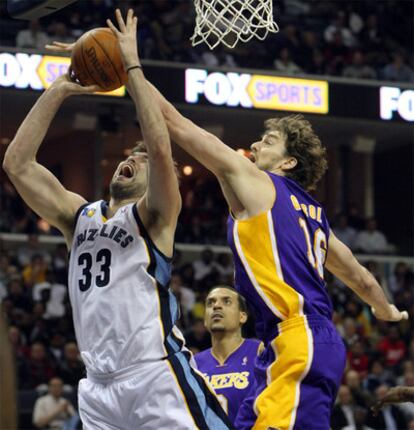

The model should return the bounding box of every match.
[253,316,314,430]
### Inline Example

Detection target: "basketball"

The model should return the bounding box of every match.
[70,27,127,92]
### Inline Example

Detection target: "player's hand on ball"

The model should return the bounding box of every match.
[50,72,100,96]
[371,304,409,322]
[45,41,75,53]
[106,9,140,70]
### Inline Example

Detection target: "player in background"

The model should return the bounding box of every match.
[195,286,261,425]
[143,84,409,430]
[4,9,232,430]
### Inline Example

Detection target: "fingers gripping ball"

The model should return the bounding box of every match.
[71,28,127,91]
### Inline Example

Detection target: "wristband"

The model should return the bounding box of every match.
[126,65,142,73]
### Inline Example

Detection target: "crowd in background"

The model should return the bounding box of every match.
[1,0,413,82]
[0,175,400,255]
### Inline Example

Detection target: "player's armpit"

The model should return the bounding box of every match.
[4,161,86,242]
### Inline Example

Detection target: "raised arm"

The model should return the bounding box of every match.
[107,10,181,255]
[326,232,408,322]
[147,82,275,218]
[2,75,98,245]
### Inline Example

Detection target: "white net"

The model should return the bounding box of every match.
[191,0,279,50]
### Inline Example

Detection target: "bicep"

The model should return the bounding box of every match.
[7,161,86,234]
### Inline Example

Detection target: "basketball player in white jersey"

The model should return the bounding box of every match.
[4,9,233,430]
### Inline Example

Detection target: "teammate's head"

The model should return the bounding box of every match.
[110,142,148,202]
[204,285,247,334]
[250,114,327,191]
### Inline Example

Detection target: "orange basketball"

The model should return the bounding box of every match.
[71,28,127,92]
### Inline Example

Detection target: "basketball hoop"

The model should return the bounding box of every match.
[191,0,279,50]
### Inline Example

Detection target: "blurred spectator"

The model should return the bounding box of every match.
[170,271,196,317]
[17,234,51,267]
[343,51,377,80]
[333,214,357,249]
[347,204,365,231]
[297,31,319,72]
[364,360,395,393]
[52,244,69,285]
[377,326,407,369]
[192,248,217,283]
[347,343,370,380]
[344,406,375,430]
[354,218,390,254]
[274,47,303,74]
[26,342,56,389]
[5,278,32,313]
[324,30,350,75]
[343,317,360,347]
[48,22,76,44]
[382,52,413,83]
[360,14,383,51]
[48,332,66,364]
[32,377,78,429]
[346,369,374,409]
[366,384,407,429]
[23,254,49,288]
[331,385,356,430]
[33,271,67,319]
[58,342,85,388]
[324,11,356,48]
[388,262,411,296]
[215,253,234,284]
[16,19,50,50]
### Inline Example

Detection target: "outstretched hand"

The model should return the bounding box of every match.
[50,72,100,96]
[371,304,409,322]
[106,8,140,70]
[45,41,75,53]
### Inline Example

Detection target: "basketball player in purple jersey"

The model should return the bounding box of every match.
[145,86,409,429]
[195,286,261,424]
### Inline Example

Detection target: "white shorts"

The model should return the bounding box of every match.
[78,351,233,430]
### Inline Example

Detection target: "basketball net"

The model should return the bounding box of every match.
[191,0,279,50]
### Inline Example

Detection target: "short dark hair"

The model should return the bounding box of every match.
[207,285,248,313]
[265,114,328,191]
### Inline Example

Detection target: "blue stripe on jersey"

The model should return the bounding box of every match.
[152,247,172,287]
[173,352,234,430]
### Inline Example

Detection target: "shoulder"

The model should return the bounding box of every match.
[194,348,212,366]
[243,338,261,354]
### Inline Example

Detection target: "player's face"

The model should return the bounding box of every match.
[204,288,247,333]
[110,152,149,201]
[250,130,291,171]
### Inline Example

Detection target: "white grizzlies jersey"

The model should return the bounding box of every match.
[68,200,184,375]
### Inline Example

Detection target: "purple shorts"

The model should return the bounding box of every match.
[235,315,346,430]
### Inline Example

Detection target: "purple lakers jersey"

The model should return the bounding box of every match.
[195,338,260,424]
[227,173,333,344]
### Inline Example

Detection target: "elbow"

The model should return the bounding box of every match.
[3,143,26,175]
[2,150,16,175]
